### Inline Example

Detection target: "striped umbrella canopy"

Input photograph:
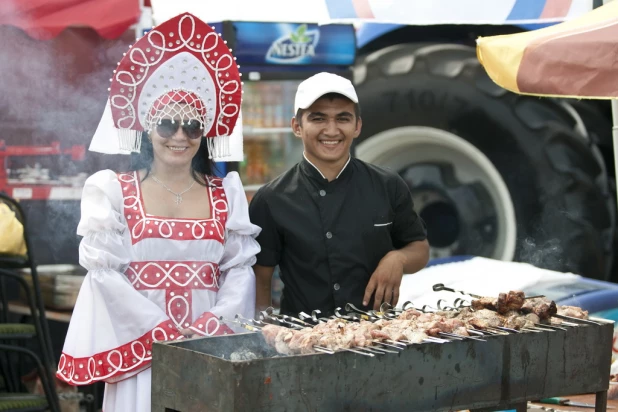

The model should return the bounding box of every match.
[477,0,618,210]
[476,0,618,99]
[150,0,593,26]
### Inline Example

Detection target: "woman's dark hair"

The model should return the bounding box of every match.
[129,131,218,186]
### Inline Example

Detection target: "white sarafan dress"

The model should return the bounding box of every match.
[56,169,260,412]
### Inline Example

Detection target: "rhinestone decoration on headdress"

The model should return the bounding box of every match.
[107,12,242,157]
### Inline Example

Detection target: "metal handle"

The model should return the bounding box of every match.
[345,303,376,320]
[432,283,483,299]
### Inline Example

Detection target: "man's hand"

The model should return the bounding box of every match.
[363,250,405,310]
[363,240,430,310]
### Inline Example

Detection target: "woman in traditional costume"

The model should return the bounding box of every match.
[56,13,259,412]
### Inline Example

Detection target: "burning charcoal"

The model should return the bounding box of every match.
[230,349,258,361]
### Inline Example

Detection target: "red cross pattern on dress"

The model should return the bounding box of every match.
[117,172,230,332]
[125,261,221,330]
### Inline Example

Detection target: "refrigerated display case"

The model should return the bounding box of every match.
[239,81,303,197]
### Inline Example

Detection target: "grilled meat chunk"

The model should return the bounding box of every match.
[521,297,557,320]
[557,305,589,319]
[472,291,526,314]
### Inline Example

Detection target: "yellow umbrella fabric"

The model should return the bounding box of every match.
[476,1,618,99]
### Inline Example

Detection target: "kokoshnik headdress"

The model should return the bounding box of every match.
[89,12,243,161]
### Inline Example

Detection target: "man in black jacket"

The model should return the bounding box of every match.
[249,72,429,316]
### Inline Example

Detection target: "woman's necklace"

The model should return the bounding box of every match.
[151,175,196,205]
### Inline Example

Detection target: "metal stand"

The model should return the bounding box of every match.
[596,390,608,412]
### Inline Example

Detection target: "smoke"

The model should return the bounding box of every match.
[0,6,133,264]
[518,236,565,273]
[516,205,588,276]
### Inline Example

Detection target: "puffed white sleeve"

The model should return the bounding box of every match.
[189,171,261,336]
[57,170,181,386]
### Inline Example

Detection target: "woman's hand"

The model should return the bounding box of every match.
[179,328,196,339]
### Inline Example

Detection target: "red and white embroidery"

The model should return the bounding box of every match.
[108,13,242,139]
[56,320,180,385]
[125,260,221,330]
[117,172,228,244]
[189,312,234,336]
[125,261,220,291]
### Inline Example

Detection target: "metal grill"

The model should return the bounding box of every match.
[152,303,614,412]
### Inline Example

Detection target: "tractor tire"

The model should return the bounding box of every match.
[353,43,614,280]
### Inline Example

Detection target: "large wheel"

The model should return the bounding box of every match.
[353,43,614,280]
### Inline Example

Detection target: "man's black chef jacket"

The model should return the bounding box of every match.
[249,156,427,316]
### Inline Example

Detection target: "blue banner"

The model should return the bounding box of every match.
[231,22,355,67]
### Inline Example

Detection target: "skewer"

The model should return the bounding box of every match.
[421,336,450,344]
[386,339,409,347]
[589,316,614,324]
[345,303,379,320]
[551,319,579,327]
[364,345,400,354]
[337,347,375,357]
[553,314,602,325]
[235,313,264,327]
[532,324,564,332]
[311,310,331,323]
[269,315,304,330]
[334,307,360,322]
[520,328,543,333]
[380,302,404,314]
[360,347,386,355]
[439,332,463,340]
[298,312,314,322]
[453,298,472,309]
[439,332,487,342]
[368,309,388,319]
[437,299,460,311]
[432,283,545,299]
[485,327,511,335]
[494,326,520,333]
[373,341,405,350]
[466,329,490,337]
[281,314,313,328]
[421,304,440,313]
[432,283,483,299]
[220,316,262,332]
[472,328,502,336]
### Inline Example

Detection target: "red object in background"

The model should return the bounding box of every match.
[0,140,87,200]
[0,0,140,40]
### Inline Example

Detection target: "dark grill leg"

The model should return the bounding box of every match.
[596,390,608,412]
[513,402,527,412]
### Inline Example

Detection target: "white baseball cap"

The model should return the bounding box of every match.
[294,72,359,113]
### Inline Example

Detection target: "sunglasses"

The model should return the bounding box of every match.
[156,119,204,139]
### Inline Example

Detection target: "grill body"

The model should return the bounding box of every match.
[151,322,613,412]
